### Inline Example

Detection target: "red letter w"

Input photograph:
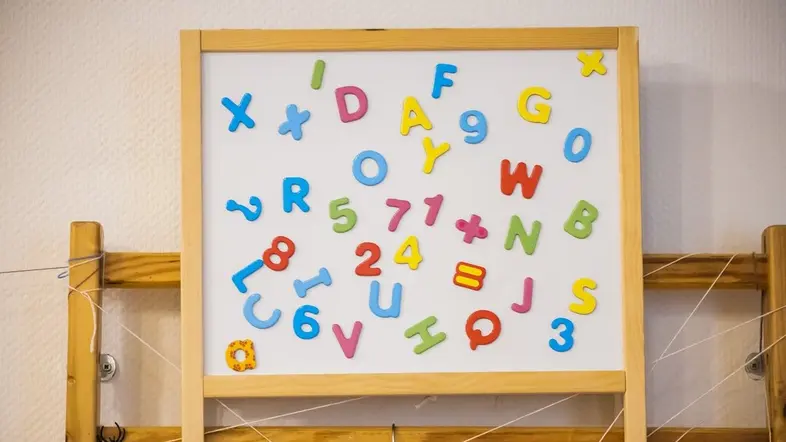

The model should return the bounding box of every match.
[500,159,543,199]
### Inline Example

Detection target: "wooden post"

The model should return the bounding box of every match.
[65,222,103,442]
[764,225,786,442]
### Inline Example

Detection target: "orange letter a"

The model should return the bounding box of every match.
[500,159,543,199]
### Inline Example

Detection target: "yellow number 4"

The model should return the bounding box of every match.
[394,235,423,270]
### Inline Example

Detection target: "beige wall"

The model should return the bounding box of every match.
[1,0,785,439]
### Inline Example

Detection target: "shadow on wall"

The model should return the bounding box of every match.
[640,65,714,253]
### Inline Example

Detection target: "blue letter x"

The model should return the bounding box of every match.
[221,93,255,132]
[278,104,311,141]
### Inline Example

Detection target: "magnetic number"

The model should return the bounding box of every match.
[459,110,487,144]
[385,198,411,232]
[293,305,321,340]
[549,317,575,352]
[423,194,443,226]
[329,197,357,233]
[394,235,423,270]
[385,195,444,231]
[262,236,296,271]
[355,242,382,276]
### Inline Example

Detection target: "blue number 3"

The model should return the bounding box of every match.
[549,317,575,352]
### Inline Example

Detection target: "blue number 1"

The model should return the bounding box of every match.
[549,317,575,352]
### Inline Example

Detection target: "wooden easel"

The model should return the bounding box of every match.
[64,220,786,441]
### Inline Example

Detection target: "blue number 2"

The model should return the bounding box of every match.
[549,317,575,352]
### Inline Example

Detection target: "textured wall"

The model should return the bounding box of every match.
[0,0,784,440]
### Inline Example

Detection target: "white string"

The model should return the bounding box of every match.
[68,286,271,442]
[414,396,437,409]
[597,408,623,442]
[64,251,107,353]
[653,304,786,363]
[673,426,696,442]
[461,394,578,442]
[648,332,786,437]
[597,253,737,442]
[643,252,700,277]
[656,254,738,361]
[172,396,370,441]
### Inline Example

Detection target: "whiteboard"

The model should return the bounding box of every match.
[200,49,622,377]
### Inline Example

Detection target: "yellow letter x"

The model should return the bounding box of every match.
[577,50,607,77]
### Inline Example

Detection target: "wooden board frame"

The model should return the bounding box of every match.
[180,27,645,442]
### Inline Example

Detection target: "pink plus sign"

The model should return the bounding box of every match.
[455,214,488,244]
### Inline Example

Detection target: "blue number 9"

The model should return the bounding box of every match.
[549,317,575,352]
[459,110,487,144]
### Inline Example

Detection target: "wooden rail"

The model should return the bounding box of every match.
[122,426,767,441]
[68,222,786,442]
[104,251,768,290]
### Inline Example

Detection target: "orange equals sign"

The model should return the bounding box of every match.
[453,262,486,291]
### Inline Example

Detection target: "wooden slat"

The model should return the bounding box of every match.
[618,26,646,442]
[180,29,205,442]
[104,252,179,288]
[643,253,766,290]
[204,371,625,398]
[763,225,786,441]
[200,27,619,52]
[65,222,103,442]
[103,252,768,291]
[122,426,767,442]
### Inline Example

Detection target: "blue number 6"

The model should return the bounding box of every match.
[549,317,575,352]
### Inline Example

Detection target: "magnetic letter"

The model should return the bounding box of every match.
[564,128,592,163]
[465,310,501,350]
[335,86,368,123]
[243,293,281,329]
[500,159,543,199]
[226,196,262,221]
[564,200,599,239]
[511,277,534,313]
[222,93,255,132]
[368,280,402,318]
[517,87,552,124]
[504,215,542,255]
[278,104,311,141]
[577,50,607,77]
[400,96,433,135]
[422,137,451,174]
[404,316,447,354]
[282,177,311,213]
[293,267,332,299]
[225,339,256,372]
[352,150,388,186]
[569,277,597,315]
[231,259,264,294]
[332,322,363,359]
[432,63,458,99]
[311,59,326,89]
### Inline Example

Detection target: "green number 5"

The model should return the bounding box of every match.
[329,197,357,233]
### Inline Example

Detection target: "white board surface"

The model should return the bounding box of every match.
[201,49,622,376]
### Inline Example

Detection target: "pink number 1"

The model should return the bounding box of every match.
[424,194,444,226]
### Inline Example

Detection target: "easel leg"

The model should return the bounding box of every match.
[764,225,786,441]
[65,221,103,442]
